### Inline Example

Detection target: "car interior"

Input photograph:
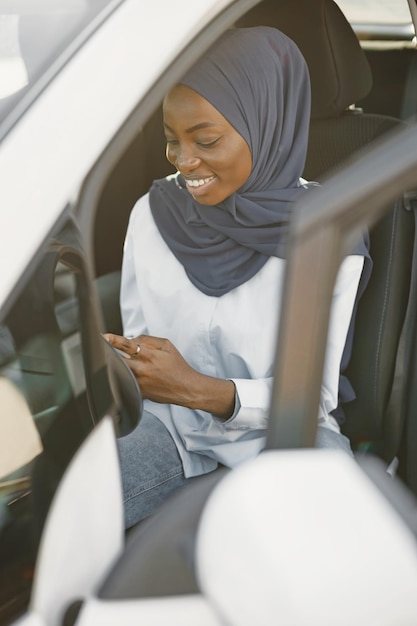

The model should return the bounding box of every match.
[92,0,417,465]
[83,0,417,604]
[2,0,417,623]
[238,0,416,468]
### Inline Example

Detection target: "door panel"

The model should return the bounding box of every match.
[0,217,138,625]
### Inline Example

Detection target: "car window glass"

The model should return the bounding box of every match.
[0,0,113,126]
[335,0,411,24]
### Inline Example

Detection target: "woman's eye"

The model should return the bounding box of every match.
[197,138,220,148]
[165,137,220,149]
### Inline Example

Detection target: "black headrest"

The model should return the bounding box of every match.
[239,0,372,119]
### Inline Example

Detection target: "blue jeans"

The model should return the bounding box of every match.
[117,410,353,528]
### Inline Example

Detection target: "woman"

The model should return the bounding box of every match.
[105,26,369,528]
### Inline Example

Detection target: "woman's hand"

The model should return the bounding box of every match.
[103,333,235,420]
[104,333,200,405]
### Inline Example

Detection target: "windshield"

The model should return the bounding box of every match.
[0,0,115,128]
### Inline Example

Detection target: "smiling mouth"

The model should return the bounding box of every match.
[184,175,215,188]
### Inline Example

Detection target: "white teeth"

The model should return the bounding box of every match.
[187,177,213,187]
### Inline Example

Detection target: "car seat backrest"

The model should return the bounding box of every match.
[240,0,372,120]
[240,0,415,460]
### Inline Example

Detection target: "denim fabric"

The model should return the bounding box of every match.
[118,410,195,528]
[118,412,353,528]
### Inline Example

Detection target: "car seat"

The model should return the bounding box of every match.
[239,0,415,463]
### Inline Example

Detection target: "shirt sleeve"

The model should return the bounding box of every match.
[224,377,272,430]
[224,255,364,433]
[120,205,148,338]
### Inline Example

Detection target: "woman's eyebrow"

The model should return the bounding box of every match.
[164,121,218,134]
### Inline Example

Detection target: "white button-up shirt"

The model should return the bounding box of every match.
[120,193,364,477]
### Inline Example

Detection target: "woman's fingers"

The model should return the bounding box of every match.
[104,333,205,407]
[136,335,172,351]
[103,333,141,357]
[103,332,172,354]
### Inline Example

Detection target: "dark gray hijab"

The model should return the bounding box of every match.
[149,27,363,296]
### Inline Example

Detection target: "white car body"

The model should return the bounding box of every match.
[2,1,417,624]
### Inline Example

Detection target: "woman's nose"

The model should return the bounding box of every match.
[167,144,200,172]
[178,153,200,171]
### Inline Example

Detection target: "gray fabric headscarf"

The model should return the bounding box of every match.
[149,27,319,295]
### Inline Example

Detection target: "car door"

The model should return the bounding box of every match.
[0,213,141,626]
